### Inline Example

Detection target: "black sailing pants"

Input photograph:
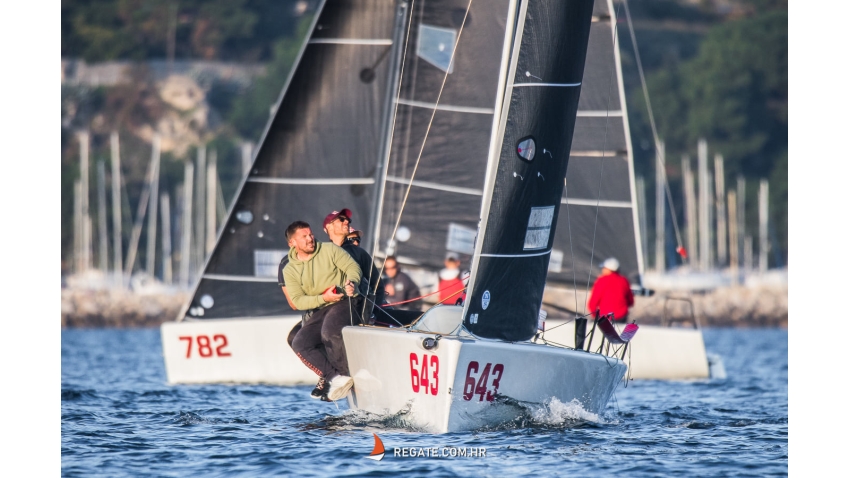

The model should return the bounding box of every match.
[291,299,356,378]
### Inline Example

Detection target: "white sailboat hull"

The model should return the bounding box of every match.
[160,317,318,385]
[541,319,713,380]
[342,325,627,433]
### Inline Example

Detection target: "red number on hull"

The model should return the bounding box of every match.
[213,335,231,357]
[462,361,505,402]
[410,353,420,393]
[409,353,440,395]
[179,335,232,358]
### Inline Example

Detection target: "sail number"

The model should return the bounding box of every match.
[409,353,439,395]
[462,361,505,402]
[179,335,232,358]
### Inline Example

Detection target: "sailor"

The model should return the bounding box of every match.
[382,255,422,311]
[282,220,361,401]
[586,257,635,323]
[438,252,468,305]
[321,209,385,321]
[345,225,362,247]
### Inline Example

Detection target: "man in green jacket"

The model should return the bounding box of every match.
[283,220,361,401]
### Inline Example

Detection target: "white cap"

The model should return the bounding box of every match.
[599,257,619,272]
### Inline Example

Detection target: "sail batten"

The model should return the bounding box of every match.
[247,178,376,185]
[308,38,393,45]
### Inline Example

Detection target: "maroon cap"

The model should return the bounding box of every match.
[348,225,362,235]
[322,208,352,230]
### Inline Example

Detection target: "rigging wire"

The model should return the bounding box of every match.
[562,178,582,325]
[622,0,686,259]
[367,0,417,296]
[582,1,623,311]
[372,0,475,292]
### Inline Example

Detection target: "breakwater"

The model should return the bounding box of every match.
[62,288,189,328]
[62,284,787,329]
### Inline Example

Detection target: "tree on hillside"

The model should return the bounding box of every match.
[61,0,305,62]
[640,9,787,264]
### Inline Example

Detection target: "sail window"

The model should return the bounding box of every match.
[417,25,457,73]
[254,249,288,277]
[517,137,536,162]
[236,211,254,224]
[446,223,476,255]
[523,206,554,250]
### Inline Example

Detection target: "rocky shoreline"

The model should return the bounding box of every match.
[543,284,788,328]
[62,283,787,329]
[61,288,190,328]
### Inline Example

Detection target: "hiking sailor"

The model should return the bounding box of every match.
[321,208,386,321]
[586,257,635,323]
[282,220,361,401]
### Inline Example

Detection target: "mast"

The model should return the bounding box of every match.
[146,135,161,277]
[161,193,173,285]
[97,161,109,273]
[697,138,709,271]
[654,142,665,272]
[715,154,727,267]
[110,132,123,284]
[464,0,596,341]
[179,162,194,289]
[367,0,409,259]
[610,0,644,285]
[759,179,769,272]
[206,149,217,256]
[78,131,91,272]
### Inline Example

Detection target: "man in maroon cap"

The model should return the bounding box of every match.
[321,209,385,320]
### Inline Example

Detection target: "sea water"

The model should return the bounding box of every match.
[61,328,787,476]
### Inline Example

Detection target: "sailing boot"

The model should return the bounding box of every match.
[310,377,327,400]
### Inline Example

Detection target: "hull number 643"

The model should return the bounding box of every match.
[462,361,504,402]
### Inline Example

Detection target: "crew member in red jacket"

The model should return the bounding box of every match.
[586,257,634,322]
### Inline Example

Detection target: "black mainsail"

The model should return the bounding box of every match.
[374,0,512,270]
[463,0,595,341]
[181,0,397,320]
[375,0,643,300]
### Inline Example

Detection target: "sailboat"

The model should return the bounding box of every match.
[342,0,635,433]
[161,0,719,387]
[160,0,403,385]
[371,0,723,381]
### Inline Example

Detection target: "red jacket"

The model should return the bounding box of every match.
[587,272,634,320]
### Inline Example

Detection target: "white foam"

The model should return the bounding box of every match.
[530,398,603,425]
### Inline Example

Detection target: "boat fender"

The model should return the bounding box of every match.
[422,335,442,351]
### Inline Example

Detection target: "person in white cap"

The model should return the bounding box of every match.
[586,257,634,322]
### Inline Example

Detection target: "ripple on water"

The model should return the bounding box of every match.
[61,327,787,476]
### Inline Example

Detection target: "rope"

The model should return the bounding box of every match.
[373,0,475,287]
[381,280,467,307]
[622,0,685,258]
